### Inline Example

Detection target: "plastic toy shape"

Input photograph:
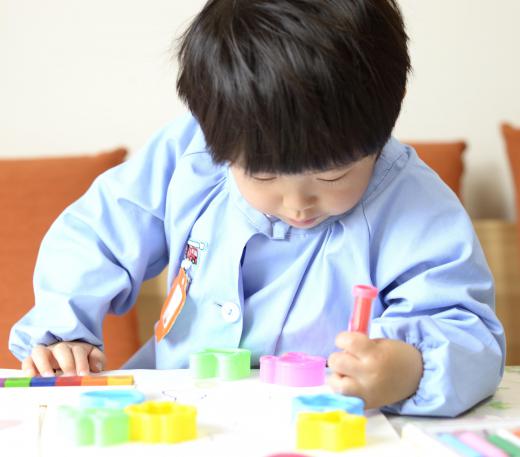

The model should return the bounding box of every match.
[80,390,145,409]
[124,401,197,444]
[296,410,367,451]
[57,405,130,446]
[189,348,251,380]
[293,393,364,418]
[259,352,326,387]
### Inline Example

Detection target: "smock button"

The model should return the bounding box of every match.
[220,301,241,323]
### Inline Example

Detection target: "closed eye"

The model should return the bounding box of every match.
[251,176,277,182]
[317,170,351,182]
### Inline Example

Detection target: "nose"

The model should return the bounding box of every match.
[283,191,315,216]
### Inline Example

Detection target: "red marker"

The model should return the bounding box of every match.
[348,285,378,334]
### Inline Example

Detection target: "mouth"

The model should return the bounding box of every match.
[286,216,321,228]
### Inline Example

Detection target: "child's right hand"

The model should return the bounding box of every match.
[22,341,106,377]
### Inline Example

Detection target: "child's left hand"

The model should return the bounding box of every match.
[328,332,423,409]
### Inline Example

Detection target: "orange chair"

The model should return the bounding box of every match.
[500,122,520,364]
[502,123,520,219]
[406,141,466,200]
[0,149,141,369]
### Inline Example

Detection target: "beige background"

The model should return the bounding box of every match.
[1,0,520,219]
[1,2,519,363]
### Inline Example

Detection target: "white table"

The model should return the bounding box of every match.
[1,367,518,456]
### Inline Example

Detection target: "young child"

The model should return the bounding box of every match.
[9,0,504,417]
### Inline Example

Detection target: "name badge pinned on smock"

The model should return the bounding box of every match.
[155,259,191,342]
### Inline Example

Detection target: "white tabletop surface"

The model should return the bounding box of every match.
[1,367,518,456]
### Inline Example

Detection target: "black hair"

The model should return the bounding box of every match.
[177,0,410,174]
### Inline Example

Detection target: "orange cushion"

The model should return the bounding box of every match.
[0,148,141,369]
[502,123,520,223]
[406,141,466,199]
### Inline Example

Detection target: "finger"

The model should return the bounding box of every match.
[51,343,77,376]
[21,356,37,377]
[30,345,59,377]
[328,372,365,398]
[87,346,106,373]
[328,351,363,377]
[335,331,372,355]
[71,344,91,376]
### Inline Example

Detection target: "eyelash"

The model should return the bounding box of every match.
[318,179,342,187]
[252,177,277,182]
[250,172,349,184]
[317,173,349,184]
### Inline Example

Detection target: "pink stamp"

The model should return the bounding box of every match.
[259,352,326,387]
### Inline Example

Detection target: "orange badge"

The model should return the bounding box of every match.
[155,266,189,342]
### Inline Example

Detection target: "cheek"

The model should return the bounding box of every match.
[241,185,279,213]
[325,188,365,214]
[328,196,355,214]
[330,169,374,213]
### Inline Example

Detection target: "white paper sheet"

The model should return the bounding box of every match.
[0,369,405,456]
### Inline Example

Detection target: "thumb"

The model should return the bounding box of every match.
[335,331,371,353]
[87,346,106,373]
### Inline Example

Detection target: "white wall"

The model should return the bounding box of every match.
[1,0,519,219]
[0,1,201,155]
[395,0,520,219]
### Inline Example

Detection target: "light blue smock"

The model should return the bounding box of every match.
[9,113,505,417]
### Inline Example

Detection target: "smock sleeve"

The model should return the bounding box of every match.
[367,189,505,417]
[9,114,202,361]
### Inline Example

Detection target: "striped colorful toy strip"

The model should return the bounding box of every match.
[434,428,520,457]
[436,433,481,457]
[30,377,57,387]
[107,375,134,386]
[486,433,520,457]
[0,375,134,387]
[4,378,31,388]
[496,429,520,450]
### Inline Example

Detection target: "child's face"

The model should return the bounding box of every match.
[230,154,377,229]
